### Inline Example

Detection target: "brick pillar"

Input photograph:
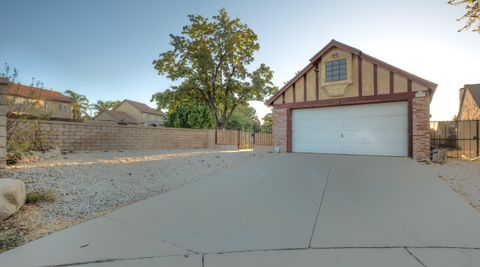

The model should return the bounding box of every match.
[0,78,7,177]
[412,90,431,160]
[272,107,287,152]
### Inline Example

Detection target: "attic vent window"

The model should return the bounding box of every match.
[326,59,347,82]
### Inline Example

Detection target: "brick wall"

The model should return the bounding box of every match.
[22,120,216,151]
[272,108,287,152]
[412,93,431,160]
[0,78,7,177]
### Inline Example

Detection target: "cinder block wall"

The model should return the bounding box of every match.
[26,120,216,151]
[0,78,7,177]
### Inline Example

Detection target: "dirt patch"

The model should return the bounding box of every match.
[1,147,272,252]
[426,158,480,211]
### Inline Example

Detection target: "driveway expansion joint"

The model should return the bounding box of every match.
[404,247,427,267]
[39,254,192,267]
[104,216,200,254]
[308,161,334,248]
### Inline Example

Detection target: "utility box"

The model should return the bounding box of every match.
[432,148,447,163]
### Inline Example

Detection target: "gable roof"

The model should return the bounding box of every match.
[267,39,438,105]
[465,84,480,107]
[95,110,138,124]
[6,83,73,103]
[120,99,165,116]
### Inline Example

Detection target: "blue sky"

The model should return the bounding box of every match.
[1,0,479,120]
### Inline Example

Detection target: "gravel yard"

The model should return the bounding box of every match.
[426,158,480,212]
[0,147,272,252]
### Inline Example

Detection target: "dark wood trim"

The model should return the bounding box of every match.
[303,74,307,102]
[373,64,378,96]
[292,83,296,103]
[358,55,363,97]
[407,79,412,93]
[274,92,414,110]
[389,71,394,94]
[315,62,319,101]
[286,108,292,152]
[282,92,285,104]
[408,98,413,158]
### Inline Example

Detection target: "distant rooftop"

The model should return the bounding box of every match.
[121,99,164,115]
[6,83,73,103]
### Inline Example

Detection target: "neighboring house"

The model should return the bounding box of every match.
[266,39,437,160]
[458,84,480,120]
[6,83,73,120]
[93,110,138,125]
[113,99,165,126]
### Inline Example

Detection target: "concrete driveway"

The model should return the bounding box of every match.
[2,153,480,266]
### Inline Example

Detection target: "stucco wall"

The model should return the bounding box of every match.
[7,96,73,120]
[115,102,143,122]
[458,90,480,120]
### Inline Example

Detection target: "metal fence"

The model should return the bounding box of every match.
[430,120,479,158]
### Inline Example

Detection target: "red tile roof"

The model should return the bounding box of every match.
[6,83,73,103]
[122,100,164,115]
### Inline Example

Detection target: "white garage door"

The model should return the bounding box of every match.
[292,102,408,156]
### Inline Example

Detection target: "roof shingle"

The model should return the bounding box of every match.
[6,83,73,103]
[122,100,164,116]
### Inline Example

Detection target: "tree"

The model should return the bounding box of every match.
[449,0,480,32]
[64,90,89,120]
[225,103,261,132]
[152,8,277,129]
[164,101,214,129]
[90,100,121,116]
[262,113,272,129]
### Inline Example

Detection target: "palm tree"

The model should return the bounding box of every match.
[64,90,89,121]
[90,100,121,116]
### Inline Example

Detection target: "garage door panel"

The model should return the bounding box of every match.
[292,102,408,156]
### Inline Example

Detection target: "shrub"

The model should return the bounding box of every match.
[7,120,55,161]
[26,190,57,204]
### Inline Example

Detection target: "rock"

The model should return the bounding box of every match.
[0,178,26,221]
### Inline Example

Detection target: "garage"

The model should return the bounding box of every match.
[266,40,437,159]
[292,102,408,156]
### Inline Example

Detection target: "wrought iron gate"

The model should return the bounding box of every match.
[430,120,480,158]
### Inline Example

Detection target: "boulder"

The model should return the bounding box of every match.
[0,178,26,221]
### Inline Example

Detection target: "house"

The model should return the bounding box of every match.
[114,100,164,126]
[266,40,437,160]
[458,84,480,120]
[93,110,138,125]
[6,83,73,120]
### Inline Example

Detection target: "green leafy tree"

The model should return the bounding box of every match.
[225,103,261,132]
[449,0,480,32]
[164,101,214,129]
[152,8,277,129]
[262,113,272,129]
[64,90,89,120]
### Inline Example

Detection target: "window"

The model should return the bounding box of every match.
[325,59,347,82]
[44,102,49,110]
[59,103,67,112]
